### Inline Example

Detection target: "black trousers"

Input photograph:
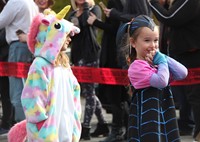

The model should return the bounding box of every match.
[0,76,13,129]
[174,50,200,138]
[183,84,200,138]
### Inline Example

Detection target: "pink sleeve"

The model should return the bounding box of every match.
[128,60,170,89]
[128,60,157,89]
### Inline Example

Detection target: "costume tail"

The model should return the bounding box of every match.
[7,120,27,142]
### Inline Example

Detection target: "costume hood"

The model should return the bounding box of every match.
[27,5,80,65]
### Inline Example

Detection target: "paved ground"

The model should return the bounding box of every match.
[0,97,195,142]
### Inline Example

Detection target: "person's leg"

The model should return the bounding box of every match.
[82,83,109,138]
[82,83,96,126]
[185,84,200,141]
[173,43,200,141]
[78,60,109,139]
[91,96,109,137]
[80,82,96,140]
[171,86,194,135]
[0,76,14,134]
[9,76,26,122]
[81,60,107,126]
[100,85,125,142]
[0,39,15,133]
[192,105,200,141]
[94,96,107,124]
[8,42,32,122]
[0,76,12,127]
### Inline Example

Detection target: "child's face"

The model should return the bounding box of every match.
[130,27,159,61]
[34,0,49,10]
[61,35,71,51]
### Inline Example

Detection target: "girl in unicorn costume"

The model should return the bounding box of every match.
[7,5,81,142]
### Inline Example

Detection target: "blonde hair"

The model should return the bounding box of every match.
[87,0,95,7]
[70,0,95,10]
[54,51,70,68]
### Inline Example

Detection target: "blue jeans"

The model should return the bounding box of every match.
[8,41,32,122]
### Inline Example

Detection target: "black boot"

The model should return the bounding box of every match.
[99,126,124,142]
[91,123,109,137]
[80,125,91,140]
[100,104,125,142]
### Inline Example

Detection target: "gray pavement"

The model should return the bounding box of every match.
[0,97,195,142]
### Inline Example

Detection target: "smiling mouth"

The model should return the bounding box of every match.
[38,1,47,5]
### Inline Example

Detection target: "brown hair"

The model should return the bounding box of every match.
[118,27,143,66]
[128,28,143,63]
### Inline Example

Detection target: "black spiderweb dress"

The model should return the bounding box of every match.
[127,86,181,142]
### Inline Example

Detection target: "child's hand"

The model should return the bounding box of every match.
[145,50,156,65]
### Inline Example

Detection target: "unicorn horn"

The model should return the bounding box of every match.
[56,5,71,20]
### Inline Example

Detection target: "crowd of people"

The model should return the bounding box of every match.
[0,0,38,135]
[0,0,200,142]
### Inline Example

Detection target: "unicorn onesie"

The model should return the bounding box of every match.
[8,6,81,142]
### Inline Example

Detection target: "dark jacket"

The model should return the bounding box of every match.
[149,0,200,56]
[0,29,9,61]
[110,0,151,23]
[93,0,123,68]
[107,0,151,68]
[68,3,102,64]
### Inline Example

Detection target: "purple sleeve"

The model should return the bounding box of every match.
[150,63,169,88]
[166,56,188,80]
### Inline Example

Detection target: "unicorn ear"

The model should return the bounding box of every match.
[41,18,50,26]
[70,26,80,36]
[43,8,56,16]
[56,5,71,20]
